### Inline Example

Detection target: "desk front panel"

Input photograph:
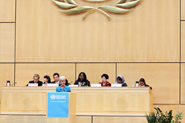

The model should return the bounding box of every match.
[1,87,153,114]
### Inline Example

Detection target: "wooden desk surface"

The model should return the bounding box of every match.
[1,87,153,115]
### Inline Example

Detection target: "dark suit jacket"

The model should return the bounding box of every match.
[122,83,127,87]
[74,80,90,86]
[26,80,43,86]
[51,81,57,83]
[145,84,152,89]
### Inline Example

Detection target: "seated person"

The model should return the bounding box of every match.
[51,72,69,86]
[114,75,127,87]
[139,78,152,89]
[27,74,43,86]
[43,75,51,85]
[51,73,60,85]
[99,74,111,87]
[65,79,71,86]
[74,72,90,86]
[56,76,71,92]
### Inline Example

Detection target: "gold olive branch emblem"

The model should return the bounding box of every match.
[52,0,141,20]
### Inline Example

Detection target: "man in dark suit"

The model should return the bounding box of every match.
[27,74,43,86]
[51,73,60,86]
[51,73,70,86]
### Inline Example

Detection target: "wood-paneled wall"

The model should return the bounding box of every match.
[16,0,180,62]
[0,0,15,22]
[0,0,185,120]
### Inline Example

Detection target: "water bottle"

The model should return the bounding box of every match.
[7,80,10,86]
[135,81,139,87]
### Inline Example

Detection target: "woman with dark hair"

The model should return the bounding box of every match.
[139,78,152,89]
[74,72,90,86]
[43,75,51,85]
[114,75,127,87]
[99,74,111,87]
[65,79,70,86]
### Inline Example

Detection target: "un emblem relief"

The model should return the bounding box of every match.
[50,94,56,99]
[52,0,141,20]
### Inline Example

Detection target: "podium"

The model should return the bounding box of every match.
[47,92,76,123]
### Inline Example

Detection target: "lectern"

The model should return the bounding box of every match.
[47,92,76,123]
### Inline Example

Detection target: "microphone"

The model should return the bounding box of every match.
[135,81,139,87]
[70,81,73,84]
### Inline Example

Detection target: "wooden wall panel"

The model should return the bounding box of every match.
[15,64,75,86]
[93,117,147,123]
[76,63,116,84]
[154,105,185,123]
[181,22,185,62]
[76,116,91,123]
[117,63,179,104]
[178,105,185,123]
[0,115,45,123]
[181,63,185,104]
[0,0,15,22]
[0,23,15,62]
[153,105,180,116]
[0,64,14,102]
[16,0,180,62]
[182,0,185,20]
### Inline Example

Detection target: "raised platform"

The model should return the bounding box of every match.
[0,113,147,123]
[0,87,152,123]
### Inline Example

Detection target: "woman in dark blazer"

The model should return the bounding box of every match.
[74,72,90,86]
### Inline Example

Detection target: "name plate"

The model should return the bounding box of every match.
[28,83,38,86]
[43,84,58,87]
[111,84,122,87]
[69,85,78,87]
[91,84,101,87]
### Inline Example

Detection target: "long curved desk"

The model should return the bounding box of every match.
[1,87,153,115]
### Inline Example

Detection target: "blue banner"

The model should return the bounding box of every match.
[47,92,69,118]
